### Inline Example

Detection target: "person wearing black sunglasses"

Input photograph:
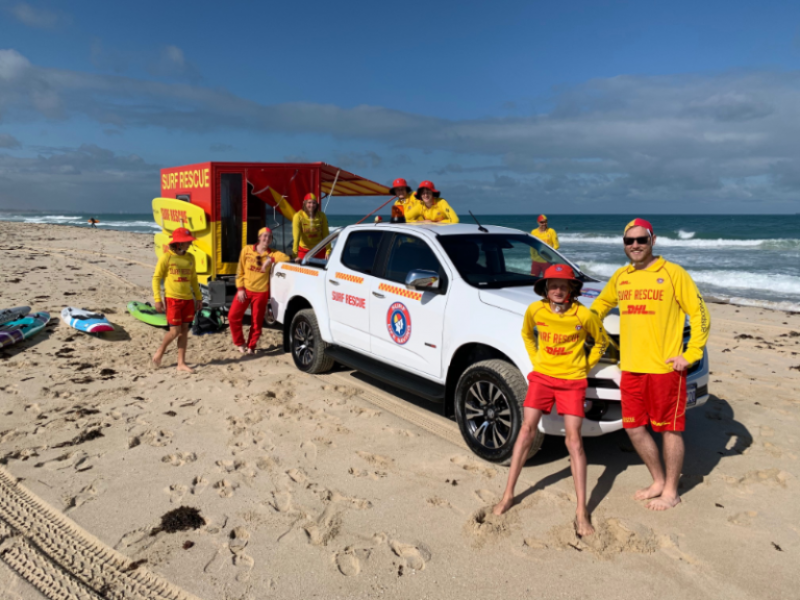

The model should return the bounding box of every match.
[591,218,710,511]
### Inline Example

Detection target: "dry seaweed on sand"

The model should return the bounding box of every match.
[151,506,206,535]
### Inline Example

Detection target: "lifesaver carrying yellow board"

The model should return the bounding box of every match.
[152,198,212,281]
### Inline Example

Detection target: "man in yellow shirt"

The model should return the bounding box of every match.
[591,218,710,511]
[151,227,203,372]
[530,214,559,276]
[494,264,608,537]
[405,180,459,223]
[390,178,420,220]
[229,227,291,354]
[292,193,330,261]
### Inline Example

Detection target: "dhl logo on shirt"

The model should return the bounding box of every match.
[622,304,656,315]
[618,289,665,301]
[545,346,573,356]
[536,321,548,327]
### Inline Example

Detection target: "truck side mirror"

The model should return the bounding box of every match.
[405,269,440,290]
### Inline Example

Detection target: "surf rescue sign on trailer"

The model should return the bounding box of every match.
[152,162,390,289]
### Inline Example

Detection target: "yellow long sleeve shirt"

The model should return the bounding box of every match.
[152,251,202,302]
[530,227,559,262]
[522,300,609,380]
[235,245,291,293]
[292,211,330,255]
[393,194,421,217]
[406,198,459,223]
[590,257,710,374]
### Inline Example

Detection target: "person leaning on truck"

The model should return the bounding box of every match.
[405,180,459,224]
[390,178,420,219]
[591,218,710,511]
[292,192,331,261]
[530,214,559,276]
[493,264,608,537]
[229,227,291,354]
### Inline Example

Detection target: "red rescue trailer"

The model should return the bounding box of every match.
[152,162,390,307]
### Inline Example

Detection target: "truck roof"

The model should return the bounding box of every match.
[346,223,525,237]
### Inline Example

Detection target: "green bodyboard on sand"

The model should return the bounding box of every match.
[127,301,169,327]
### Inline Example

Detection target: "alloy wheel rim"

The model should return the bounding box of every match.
[464,379,512,450]
[292,320,314,366]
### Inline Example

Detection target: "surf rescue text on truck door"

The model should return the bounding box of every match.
[368,234,449,378]
[326,230,387,353]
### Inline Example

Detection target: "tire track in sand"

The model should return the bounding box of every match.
[0,467,202,600]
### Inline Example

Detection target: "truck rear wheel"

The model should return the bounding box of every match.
[454,359,543,464]
[289,309,334,374]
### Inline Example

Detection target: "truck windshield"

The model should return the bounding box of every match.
[439,233,587,289]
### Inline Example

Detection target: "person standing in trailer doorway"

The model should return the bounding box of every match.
[293,193,331,261]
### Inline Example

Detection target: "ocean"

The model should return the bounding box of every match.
[3,211,799,312]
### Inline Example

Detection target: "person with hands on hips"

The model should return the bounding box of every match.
[151,227,203,373]
[229,227,290,354]
[591,218,710,511]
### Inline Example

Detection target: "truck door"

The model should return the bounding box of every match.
[327,230,387,352]
[368,233,449,379]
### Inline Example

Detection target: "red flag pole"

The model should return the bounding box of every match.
[356,196,397,224]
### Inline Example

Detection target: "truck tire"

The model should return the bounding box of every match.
[454,359,543,464]
[289,309,335,374]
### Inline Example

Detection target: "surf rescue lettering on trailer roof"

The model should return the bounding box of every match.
[386,302,412,345]
[162,168,211,190]
[378,283,422,301]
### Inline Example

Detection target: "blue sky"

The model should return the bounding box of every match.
[1,0,800,213]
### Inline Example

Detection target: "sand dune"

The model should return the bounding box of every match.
[1,221,798,600]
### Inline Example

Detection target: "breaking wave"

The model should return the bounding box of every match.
[561,233,800,250]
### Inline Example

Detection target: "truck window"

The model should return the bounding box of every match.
[341,231,385,275]
[220,173,243,263]
[383,235,442,284]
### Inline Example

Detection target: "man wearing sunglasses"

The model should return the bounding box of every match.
[591,218,710,511]
[530,214,559,276]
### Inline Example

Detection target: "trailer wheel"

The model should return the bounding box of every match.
[454,359,543,464]
[289,309,334,374]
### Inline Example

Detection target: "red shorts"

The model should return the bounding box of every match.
[297,246,326,260]
[530,261,548,276]
[524,372,587,417]
[166,298,196,326]
[621,371,687,432]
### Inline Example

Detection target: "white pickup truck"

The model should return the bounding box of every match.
[269,223,710,463]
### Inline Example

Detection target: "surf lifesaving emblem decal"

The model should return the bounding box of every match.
[386,302,412,345]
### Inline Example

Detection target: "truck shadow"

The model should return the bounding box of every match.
[521,394,751,511]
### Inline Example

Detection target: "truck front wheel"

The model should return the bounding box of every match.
[289,309,334,374]
[454,359,543,464]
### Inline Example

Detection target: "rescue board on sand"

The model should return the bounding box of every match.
[0,306,31,326]
[154,232,210,274]
[0,311,50,347]
[152,198,208,232]
[60,307,114,334]
[127,301,169,327]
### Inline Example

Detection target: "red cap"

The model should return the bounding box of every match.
[624,218,654,237]
[417,180,440,196]
[533,264,583,297]
[304,192,318,202]
[257,227,272,237]
[537,214,547,223]
[170,227,196,244]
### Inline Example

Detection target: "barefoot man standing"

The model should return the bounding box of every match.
[591,218,710,510]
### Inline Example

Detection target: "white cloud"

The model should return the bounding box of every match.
[7,3,67,29]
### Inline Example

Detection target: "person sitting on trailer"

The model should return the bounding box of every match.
[292,193,331,262]
[390,178,420,220]
[229,227,291,354]
[405,180,459,224]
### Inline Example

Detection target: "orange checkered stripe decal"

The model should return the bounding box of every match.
[335,272,364,284]
[282,264,320,277]
[378,283,422,301]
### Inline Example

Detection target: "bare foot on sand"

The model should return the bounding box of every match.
[236,346,246,354]
[575,512,595,537]
[177,364,195,373]
[152,355,163,368]
[246,347,254,355]
[492,497,514,516]
[646,495,681,511]
[634,481,664,501]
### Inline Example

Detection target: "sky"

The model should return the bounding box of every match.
[1,0,800,214]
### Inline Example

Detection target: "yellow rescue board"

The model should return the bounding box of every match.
[152,198,208,232]
[154,232,210,274]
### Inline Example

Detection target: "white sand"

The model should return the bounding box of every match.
[1,221,798,600]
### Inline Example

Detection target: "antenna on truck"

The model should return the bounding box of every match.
[469,211,488,233]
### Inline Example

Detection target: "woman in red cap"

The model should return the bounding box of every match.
[292,192,330,261]
[493,264,608,538]
[152,227,203,372]
[229,227,291,354]
[390,178,420,220]
[405,180,459,223]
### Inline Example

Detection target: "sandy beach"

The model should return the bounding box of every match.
[1,220,798,600]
